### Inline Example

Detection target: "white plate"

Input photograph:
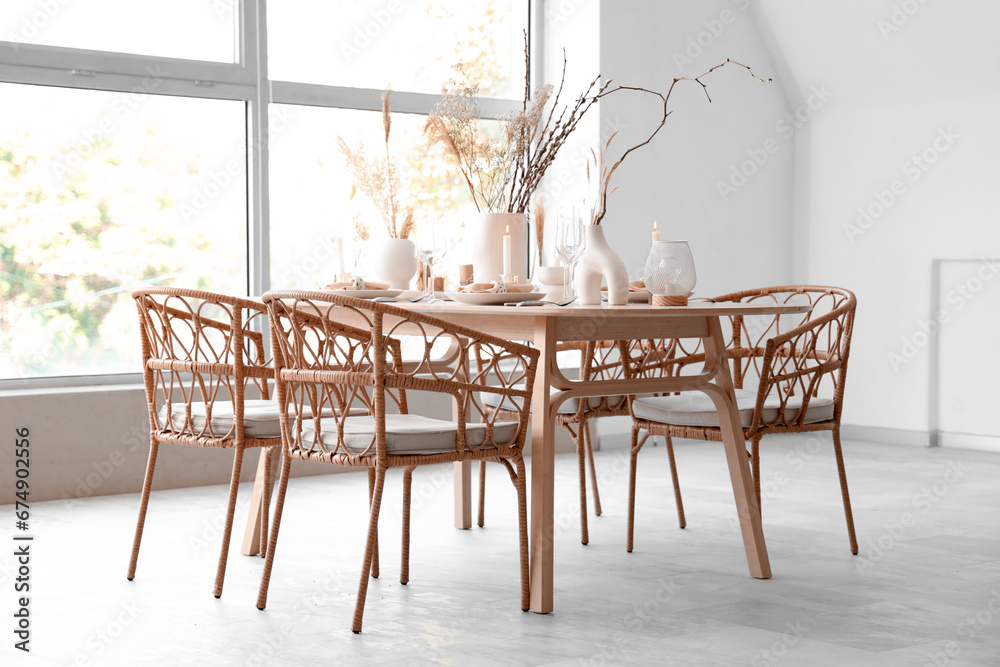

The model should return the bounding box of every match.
[324,289,403,299]
[445,291,546,306]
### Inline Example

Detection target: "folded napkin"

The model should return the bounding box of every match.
[323,278,391,291]
[458,281,535,294]
[602,280,648,292]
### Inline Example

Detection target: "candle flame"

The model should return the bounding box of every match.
[653,221,658,230]
[505,225,509,233]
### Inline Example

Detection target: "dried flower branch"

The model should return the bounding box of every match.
[588,59,771,225]
[338,87,414,238]
[532,192,546,265]
[427,32,610,214]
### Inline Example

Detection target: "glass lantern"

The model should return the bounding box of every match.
[642,240,697,305]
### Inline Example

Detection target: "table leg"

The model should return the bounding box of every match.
[529,317,556,613]
[241,448,272,556]
[702,317,772,578]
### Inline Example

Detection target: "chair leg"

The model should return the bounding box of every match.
[832,428,859,555]
[573,425,590,545]
[664,434,686,529]
[514,457,530,612]
[256,451,292,611]
[353,466,387,633]
[401,466,414,585]
[213,445,245,598]
[751,435,762,518]
[367,468,380,579]
[627,425,640,553]
[583,423,603,517]
[477,460,487,528]
[259,446,274,558]
[127,438,159,581]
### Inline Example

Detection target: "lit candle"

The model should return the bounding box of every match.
[502,224,512,280]
[652,221,660,242]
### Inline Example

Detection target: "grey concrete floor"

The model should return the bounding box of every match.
[3,434,998,666]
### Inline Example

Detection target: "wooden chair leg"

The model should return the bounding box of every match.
[213,445,245,598]
[477,460,486,527]
[514,457,530,612]
[127,439,159,581]
[353,466,387,633]
[664,434,686,529]
[573,425,590,545]
[832,428,859,555]
[367,468,380,579]
[583,423,602,516]
[627,425,640,553]
[256,451,292,611]
[401,466,414,585]
[751,435,762,517]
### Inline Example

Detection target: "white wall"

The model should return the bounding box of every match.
[756,0,1000,447]
[564,0,796,443]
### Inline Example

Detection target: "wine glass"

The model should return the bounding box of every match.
[555,207,585,301]
[415,219,447,300]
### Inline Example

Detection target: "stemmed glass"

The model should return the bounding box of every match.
[415,219,447,300]
[555,207,585,301]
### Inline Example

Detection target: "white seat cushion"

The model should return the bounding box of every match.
[632,389,835,428]
[481,384,626,415]
[295,414,520,456]
[158,400,361,439]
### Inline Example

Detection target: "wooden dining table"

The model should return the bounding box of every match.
[241,299,812,614]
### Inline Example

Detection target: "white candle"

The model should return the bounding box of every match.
[652,221,660,242]
[502,225,512,280]
[335,237,346,279]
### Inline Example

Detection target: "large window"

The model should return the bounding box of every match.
[0,0,529,383]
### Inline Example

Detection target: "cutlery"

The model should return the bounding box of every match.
[506,296,577,307]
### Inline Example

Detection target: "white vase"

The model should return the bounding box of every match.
[535,265,566,301]
[374,237,416,289]
[471,212,528,283]
[576,225,629,305]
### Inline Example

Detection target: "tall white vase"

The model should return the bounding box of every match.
[471,212,528,283]
[374,237,417,289]
[576,225,629,305]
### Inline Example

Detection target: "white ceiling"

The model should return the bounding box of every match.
[753,0,1000,109]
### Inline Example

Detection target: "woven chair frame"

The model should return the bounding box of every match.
[128,287,281,598]
[255,290,539,633]
[626,285,858,555]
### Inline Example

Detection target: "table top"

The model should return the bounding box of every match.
[395,300,813,318]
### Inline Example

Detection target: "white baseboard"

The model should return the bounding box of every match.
[839,424,932,447]
[938,431,1000,452]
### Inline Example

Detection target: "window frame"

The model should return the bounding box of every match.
[0,0,537,388]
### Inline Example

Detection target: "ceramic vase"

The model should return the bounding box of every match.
[471,212,528,283]
[374,237,417,289]
[575,225,629,305]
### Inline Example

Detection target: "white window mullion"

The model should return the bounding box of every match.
[245,0,269,298]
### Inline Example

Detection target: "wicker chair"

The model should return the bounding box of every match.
[626,286,858,555]
[255,291,538,633]
[128,288,280,597]
[479,340,631,544]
